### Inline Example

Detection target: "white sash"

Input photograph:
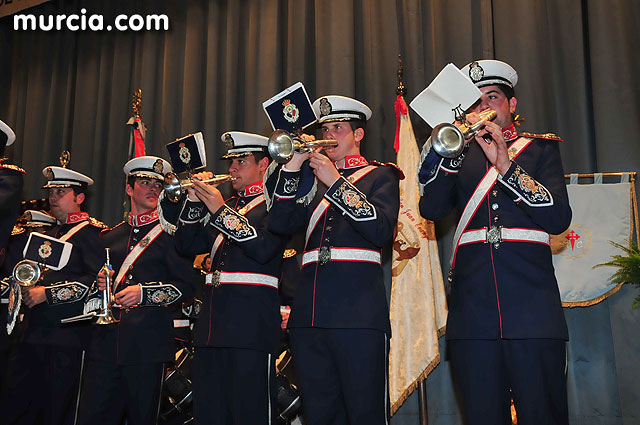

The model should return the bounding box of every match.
[210,194,265,259]
[450,137,532,267]
[59,220,90,242]
[114,223,164,289]
[304,165,377,246]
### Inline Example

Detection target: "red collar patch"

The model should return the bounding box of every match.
[502,125,517,141]
[66,211,89,224]
[240,181,263,197]
[338,155,368,170]
[128,209,159,227]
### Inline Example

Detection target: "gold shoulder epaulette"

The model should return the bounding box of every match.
[370,160,406,180]
[89,217,108,229]
[11,225,25,236]
[99,221,124,239]
[519,132,563,142]
[283,248,297,259]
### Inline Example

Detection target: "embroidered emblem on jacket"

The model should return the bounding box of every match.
[331,181,374,218]
[507,164,551,204]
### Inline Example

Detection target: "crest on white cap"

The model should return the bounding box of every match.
[42,166,94,188]
[0,119,16,147]
[312,95,372,123]
[460,60,518,88]
[220,132,268,159]
[123,156,172,180]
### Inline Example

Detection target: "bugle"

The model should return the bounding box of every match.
[430,109,497,158]
[12,260,42,287]
[61,248,119,325]
[267,130,338,164]
[163,172,235,203]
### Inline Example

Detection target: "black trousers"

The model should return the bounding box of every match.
[2,342,84,425]
[76,359,165,425]
[448,338,569,425]
[192,346,276,425]
[289,328,389,425]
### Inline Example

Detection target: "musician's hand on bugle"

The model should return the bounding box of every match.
[114,284,142,307]
[97,268,115,292]
[283,134,313,171]
[474,120,511,175]
[308,150,340,188]
[192,179,225,215]
[186,171,213,202]
[22,285,46,308]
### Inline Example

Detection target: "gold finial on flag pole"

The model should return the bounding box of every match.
[132,89,142,119]
[397,54,406,96]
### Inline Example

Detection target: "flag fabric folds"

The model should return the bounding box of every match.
[551,174,636,306]
[126,116,146,158]
[388,95,448,414]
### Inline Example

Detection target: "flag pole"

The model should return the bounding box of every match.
[396,53,429,425]
[123,89,145,217]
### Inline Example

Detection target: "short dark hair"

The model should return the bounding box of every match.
[495,84,515,100]
[71,185,88,196]
[252,151,269,162]
[348,119,366,132]
[228,152,269,164]
[126,175,138,188]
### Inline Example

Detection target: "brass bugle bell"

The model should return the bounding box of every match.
[61,247,119,325]
[12,260,41,287]
[163,172,235,203]
[267,130,338,164]
[430,109,497,158]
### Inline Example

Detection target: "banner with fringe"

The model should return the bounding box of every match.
[388,95,448,414]
[551,173,637,306]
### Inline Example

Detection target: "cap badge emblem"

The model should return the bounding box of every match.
[319,98,332,117]
[153,159,164,174]
[468,61,484,83]
[44,167,54,181]
[223,134,234,149]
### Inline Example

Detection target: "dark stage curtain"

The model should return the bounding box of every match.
[1,0,638,423]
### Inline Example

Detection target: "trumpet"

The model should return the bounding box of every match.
[12,260,42,287]
[61,248,118,325]
[163,172,235,203]
[267,130,338,164]
[430,109,497,158]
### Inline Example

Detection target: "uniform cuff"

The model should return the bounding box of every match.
[140,282,182,306]
[324,177,377,221]
[179,200,207,224]
[210,205,257,242]
[498,161,554,207]
[275,168,301,200]
[45,281,89,304]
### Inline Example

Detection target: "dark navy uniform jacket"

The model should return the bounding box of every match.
[167,181,287,355]
[86,210,193,365]
[418,126,571,340]
[265,155,401,335]
[24,213,105,348]
[0,163,24,269]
